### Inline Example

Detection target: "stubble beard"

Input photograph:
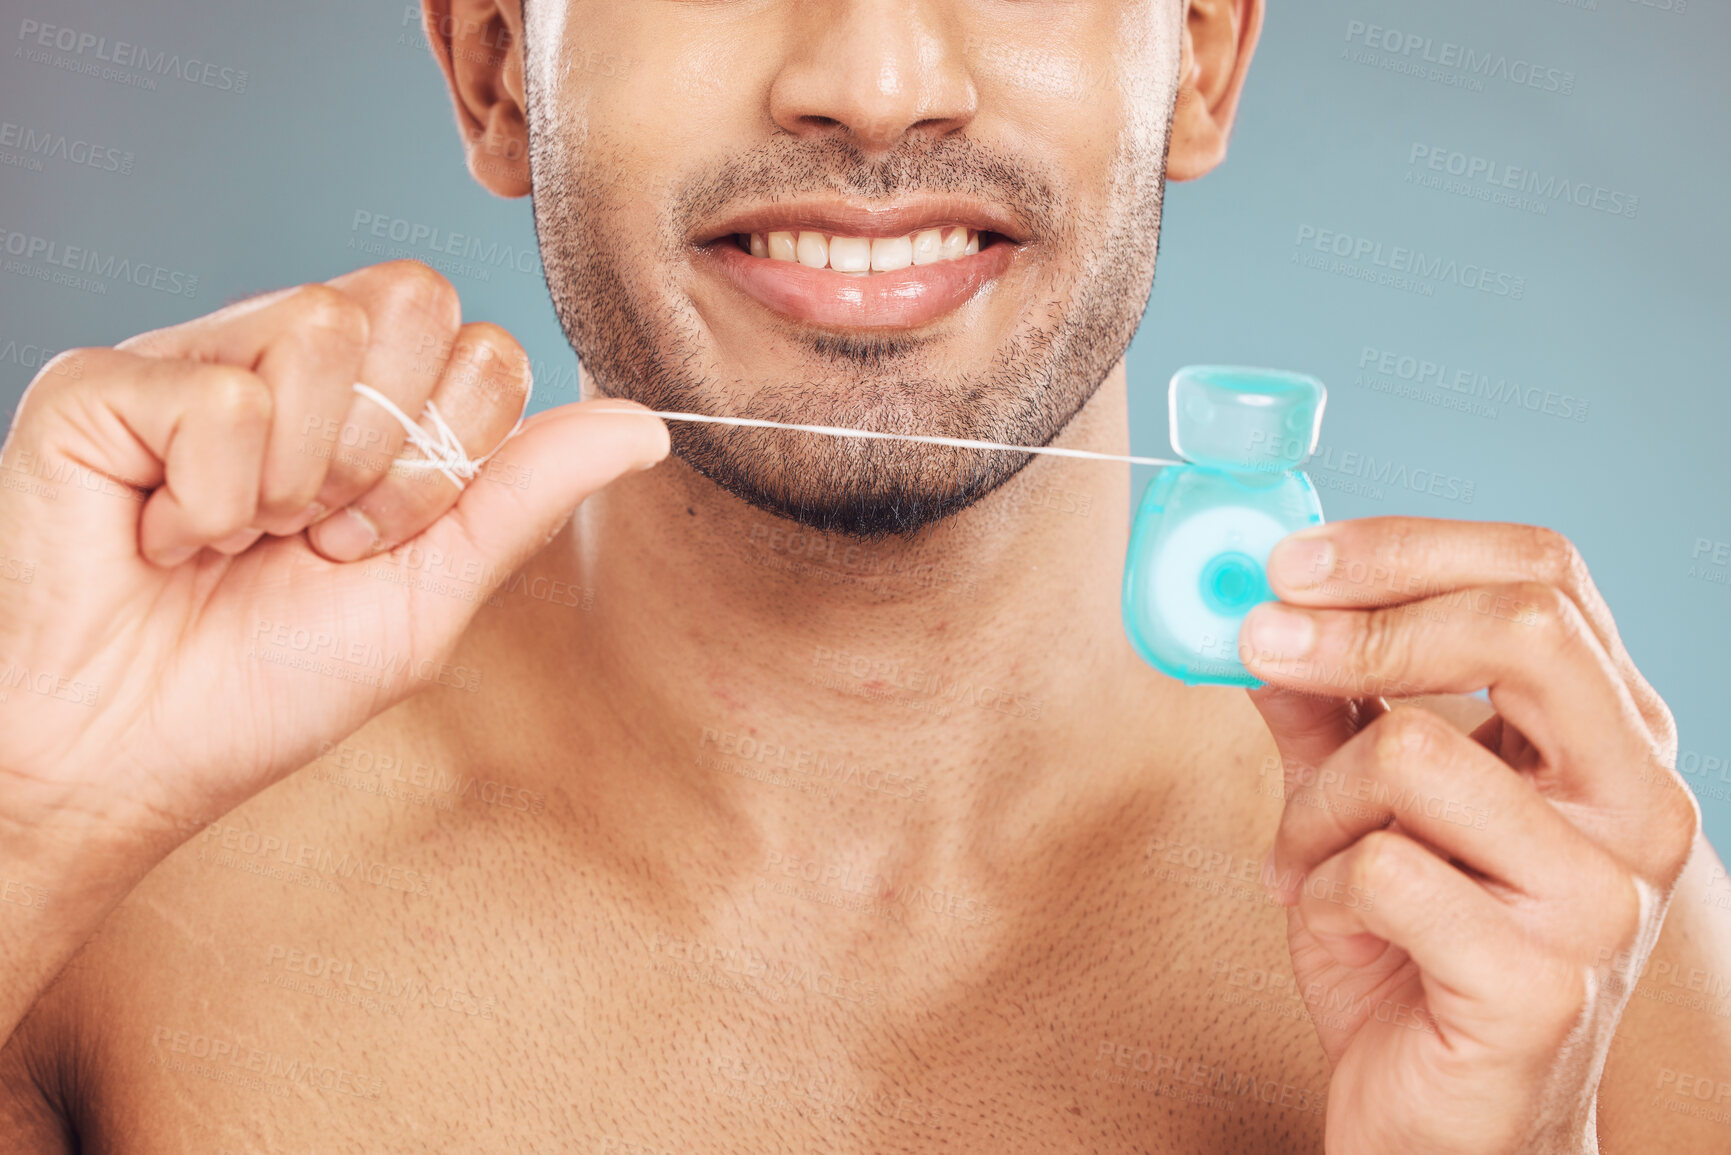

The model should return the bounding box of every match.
[526,98,1169,540]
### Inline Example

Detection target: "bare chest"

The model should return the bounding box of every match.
[63,777,1328,1154]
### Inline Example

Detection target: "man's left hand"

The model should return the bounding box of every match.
[1241,516,1699,1155]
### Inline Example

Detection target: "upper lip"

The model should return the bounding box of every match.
[691,195,1032,247]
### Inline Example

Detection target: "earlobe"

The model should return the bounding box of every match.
[1165,0,1263,184]
[423,0,531,198]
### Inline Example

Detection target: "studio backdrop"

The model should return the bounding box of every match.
[2,0,1727,845]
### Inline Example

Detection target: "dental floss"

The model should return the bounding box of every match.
[347,368,1326,691]
[348,381,1181,474]
[351,382,524,490]
[624,410,1184,469]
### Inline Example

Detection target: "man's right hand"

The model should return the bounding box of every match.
[0,259,668,870]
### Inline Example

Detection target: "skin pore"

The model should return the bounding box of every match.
[526,44,1164,536]
[438,0,1257,922]
[430,0,1261,891]
[6,0,1726,1151]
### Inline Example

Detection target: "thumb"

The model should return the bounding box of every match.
[414,397,668,596]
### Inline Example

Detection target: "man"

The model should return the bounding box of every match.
[0,0,1725,1150]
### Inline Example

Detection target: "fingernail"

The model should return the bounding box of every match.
[312,507,380,562]
[1268,530,1335,591]
[1244,604,1315,662]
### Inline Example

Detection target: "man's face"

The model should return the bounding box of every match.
[523,2,1183,536]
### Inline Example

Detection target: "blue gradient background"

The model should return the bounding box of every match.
[3,2,1728,844]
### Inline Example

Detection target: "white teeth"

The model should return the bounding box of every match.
[911,228,944,265]
[749,227,984,272]
[828,236,871,273]
[871,235,914,272]
[796,231,829,269]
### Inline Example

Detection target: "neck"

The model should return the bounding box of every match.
[478,359,1215,868]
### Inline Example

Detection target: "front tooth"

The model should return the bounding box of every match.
[749,233,768,258]
[911,228,944,265]
[964,230,980,255]
[939,226,969,259]
[828,236,871,273]
[871,235,914,272]
[768,230,797,261]
[796,231,829,269]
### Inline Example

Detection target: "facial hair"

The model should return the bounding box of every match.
[524,63,1171,539]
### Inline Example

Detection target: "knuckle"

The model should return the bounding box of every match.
[178,478,256,537]
[1657,781,1702,877]
[455,320,526,365]
[284,283,369,345]
[201,366,273,427]
[452,322,531,402]
[35,347,92,387]
[1352,608,1408,684]
[1648,696,1680,758]
[1379,518,1423,577]
[1508,580,1575,642]
[1373,707,1448,767]
[1523,524,1587,592]
[13,348,94,422]
[1351,830,1419,899]
[375,260,461,331]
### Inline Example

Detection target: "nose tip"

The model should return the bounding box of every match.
[768,6,977,155]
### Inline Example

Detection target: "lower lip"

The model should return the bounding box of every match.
[701,239,1017,329]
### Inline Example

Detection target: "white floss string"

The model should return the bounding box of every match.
[351,381,1180,482]
[633,410,1182,469]
[352,382,524,490]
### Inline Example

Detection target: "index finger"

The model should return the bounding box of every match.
[1262,517,1672,746]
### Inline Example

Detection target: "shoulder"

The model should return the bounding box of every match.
[0,711,453,1148]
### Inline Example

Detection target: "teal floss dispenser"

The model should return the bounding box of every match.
[1122,366,1328,687]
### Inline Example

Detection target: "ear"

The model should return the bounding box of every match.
[1166,0,1263,183]
[423,0,531,197]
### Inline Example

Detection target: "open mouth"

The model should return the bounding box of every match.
[692,199,1026,330]
[730,226,991,273]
